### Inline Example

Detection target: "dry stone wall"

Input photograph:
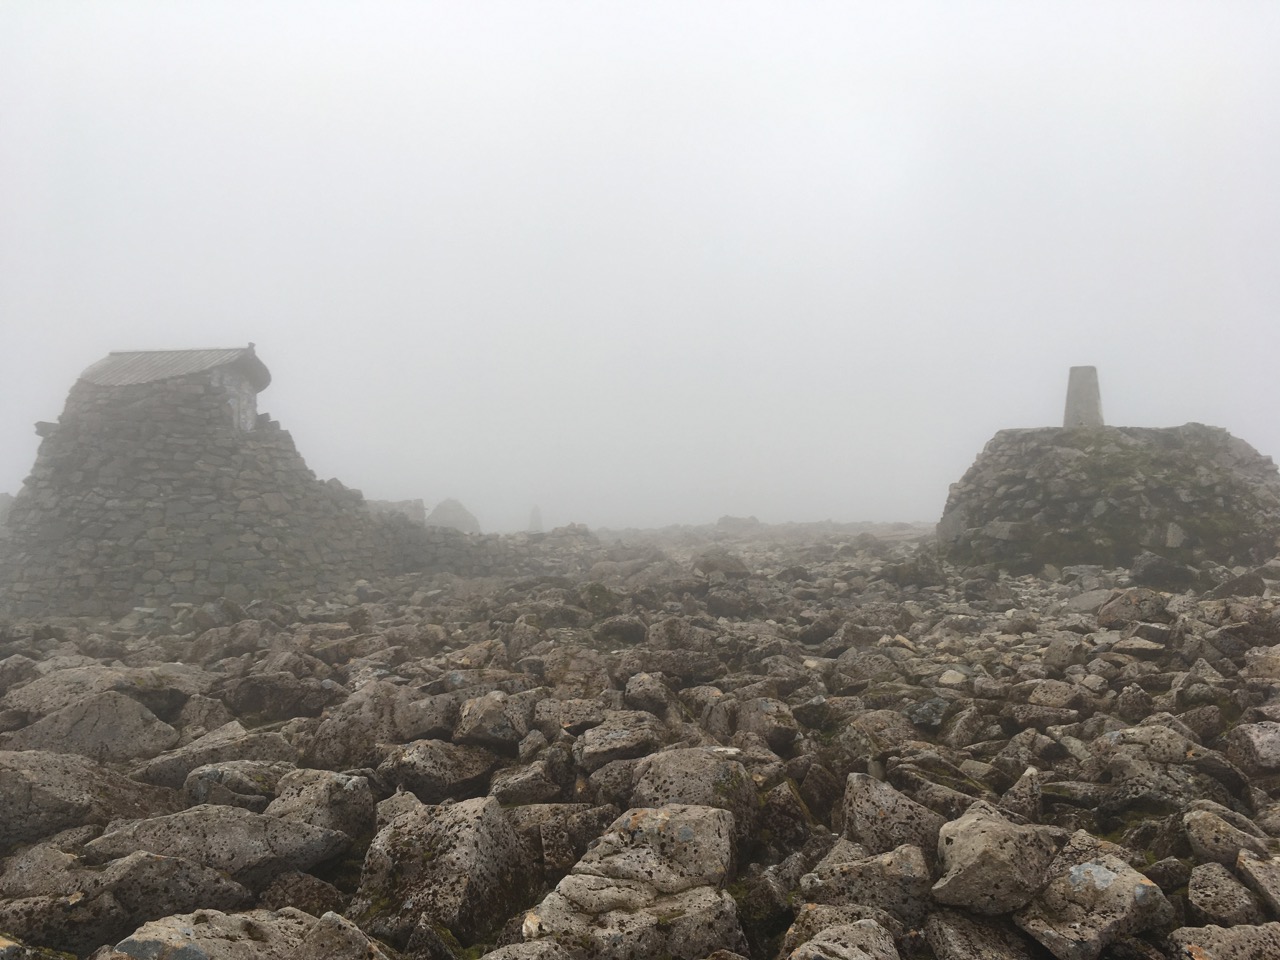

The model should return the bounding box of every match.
[365,498,427,525]
[938,423,1280,572]
[0,373,524,618]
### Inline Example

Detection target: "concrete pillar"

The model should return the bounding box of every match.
[1064,366,1103,428]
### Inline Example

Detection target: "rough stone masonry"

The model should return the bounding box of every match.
[0,346,521,618]
[939,367,1280,571]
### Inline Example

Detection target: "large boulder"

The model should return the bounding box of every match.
[630,747,758,845]
[0,750,179,854]
[129,721,296,790]
[1013,831,1174,960]
[931,800,1061,914]
[785,918,899,960]
[571,710,667,772]
[294,910,400,960]
[1166,922,1280,957]
[0,662,210,720]
[0,850,252,956]
[521,804,748,959]
[264,768,376,838]
[841,774,945,856]
[799,843,933,927]
[109,907,315,959]
[348,795,537,947]
[0,691,178,762]
[308,681,458,770]
[375,738,501,803]
[183,759,297,811]
[82,804,350,889]
[924,909,1043,960]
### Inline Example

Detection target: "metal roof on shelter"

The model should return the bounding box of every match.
[78,346,271,391]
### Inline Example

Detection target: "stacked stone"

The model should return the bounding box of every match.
[365,499,428,526]
[938,424,1280,572]
[0,373,502,617]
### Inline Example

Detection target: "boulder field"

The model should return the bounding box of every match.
[3,525,1280,959]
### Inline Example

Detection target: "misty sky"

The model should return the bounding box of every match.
[3,2,1278,532]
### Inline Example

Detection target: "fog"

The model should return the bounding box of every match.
[3,2,1278,532]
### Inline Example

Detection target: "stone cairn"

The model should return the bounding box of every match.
[939,368,1280,572]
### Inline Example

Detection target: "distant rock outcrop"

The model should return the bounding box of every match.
[426,498,481,535]
[938,423,1280,571]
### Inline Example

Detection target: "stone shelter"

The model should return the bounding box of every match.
[0,346,483,617]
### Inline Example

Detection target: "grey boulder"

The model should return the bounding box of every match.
[348,795,536,947]
[799,843,933,927]
[375,738,500,803]
[521,804,747,960]
[0,750,179,854]
[1013,831,1173,960]
[110,906,314,959]
[925,909,1043,960]
[264,768,376,838]
[183,759,297,811]
[1187,861,1266,926]
[293,911,399,960]
[0,850,251,956]
[570,710,667,772]
[931,800,1060,914]
[841,774,945,857]
[1166,922,1280,958]
[129,721,296,789]
[785,919,899,960]
[0,691,178,762]
[82,803,350,889]
[630,747,758,844]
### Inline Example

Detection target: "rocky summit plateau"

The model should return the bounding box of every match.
[5,356,1280,960]
[3,518,1280,960]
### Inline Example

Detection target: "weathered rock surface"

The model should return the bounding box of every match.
[522,804,747,959]
[0,691,178,762]
[110,906,316,959]
[0,750,179,854]
[0,849,251,955]
[1014,831,1173,960]
[931,800,1060,914]
[630,747,758,844]
[800,843,933,927]
[263,768,376,838]
[2,521,1280,958]
[938,424,1280,570]
[785,918,899,960]
[82,804,350,888]
[349,795,537,947]
[1166,921,1280,957]
[841,774,945,857]
[129,721,296,789]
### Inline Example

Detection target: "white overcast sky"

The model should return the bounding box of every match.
[2,2,1278,531]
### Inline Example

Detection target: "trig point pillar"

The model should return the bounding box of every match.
[1064,366,1104,428]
